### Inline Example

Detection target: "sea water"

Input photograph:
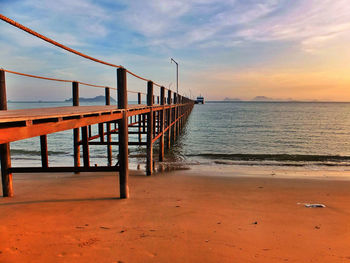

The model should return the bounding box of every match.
[6,101,350,170]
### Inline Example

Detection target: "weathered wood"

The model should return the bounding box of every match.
[0,70,13,197]
[167,90,172,148]
[146,81,153,175]
[72,81,79,106]
[159,86,165,161]
[88,141,147,146]
[106,122,112,166]
[0,109,123,144]
[72,81,80,173]
[173,92,177,142]
[138,92,142,143]
[105,87,110,106]
[73,128,80,172]
[81,126,90,167]
[117,67,129,198]
[0,143,13,197]
[98,123,104,142]
[10,166,120,173]
[143,113,146,133]
[40,135,49,168]
[0,104,157,124]
[88,125,92,138]
[0,64,195,199]
[177,98,179,136]
[105,87,112,166]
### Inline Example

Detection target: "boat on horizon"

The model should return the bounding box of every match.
[195,95,205,104]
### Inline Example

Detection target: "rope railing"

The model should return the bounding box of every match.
[125,69,150,83]
[78,82,115,90]
[3,68,116,90]
[0,14,178,95]
[3,68,169,102]
[0,15,122,69]
[127,90,146,95]
[3,69,71,83]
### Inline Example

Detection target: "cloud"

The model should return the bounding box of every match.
[2,0,350,101]
[115,0,350,53]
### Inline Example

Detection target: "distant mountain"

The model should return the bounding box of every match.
[224,97,241,101]
[252,96,298,102]
[65,95,116,103]
[252,96,274,101]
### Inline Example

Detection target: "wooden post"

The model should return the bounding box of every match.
[177,94,180,137]
[88,125,92,138]
[153,111,156,138]
[173,92,177,142]
[146,81,153,175]
[117,68,129,198]
[167,90,172,148]
[105,87,112,166]
[105,87,110,105]
[81,126,90,167]
[179,96,182,132]
[0,70,13,197]
[138,92,142,143]
[159,86,165,161]
[143,113,146,133]
[98,123,104,142]
[40,135,48,168]
[72,81,80,173]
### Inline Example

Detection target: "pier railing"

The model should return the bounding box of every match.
[0,14,195,199]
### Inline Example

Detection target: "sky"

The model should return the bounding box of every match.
[1,0,350,101]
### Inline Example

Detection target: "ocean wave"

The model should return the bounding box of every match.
[186,153,350,164]
[10,149,67,155]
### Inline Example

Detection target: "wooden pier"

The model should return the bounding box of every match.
[0,69,194,198]
[0,14,195,199]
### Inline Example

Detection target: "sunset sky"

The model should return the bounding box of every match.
[1,0,350,101]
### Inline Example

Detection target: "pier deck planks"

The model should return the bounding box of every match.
[0,105,152,144]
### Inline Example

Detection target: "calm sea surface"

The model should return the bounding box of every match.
[7,101,350,169]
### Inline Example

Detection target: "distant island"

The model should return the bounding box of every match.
[206,96,324,103]
[65,95,116,103]
[223,97,241,101]
[252,96,297,102]
[252,96,273,101]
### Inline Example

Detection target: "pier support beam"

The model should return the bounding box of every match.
[81,126,90,167]
[159,86,165,161]
[138,92,142,144]
[167,90,172,149]
[0,69,13,197]
[40,135,48,168]
[173,93,177,143]
[117,68,129,198]
[72,81,80,173]
[146,81,154,175]
[105,87,112,166]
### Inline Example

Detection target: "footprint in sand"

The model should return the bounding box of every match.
[78,238,99,248]
[57,252,67,257]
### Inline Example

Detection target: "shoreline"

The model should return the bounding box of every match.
[1,166,350,262]
[181,163,350,180]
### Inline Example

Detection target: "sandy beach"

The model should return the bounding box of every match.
[1,166,350,263]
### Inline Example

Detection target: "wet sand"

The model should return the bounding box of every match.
[1,167,350,262]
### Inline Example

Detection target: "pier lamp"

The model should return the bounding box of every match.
[171,58,178,94]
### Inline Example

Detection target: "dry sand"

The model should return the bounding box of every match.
[1,166,350,262]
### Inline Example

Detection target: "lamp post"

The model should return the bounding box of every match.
[171,58,178,94]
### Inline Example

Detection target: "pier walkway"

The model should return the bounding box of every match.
[0,14,194,199]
